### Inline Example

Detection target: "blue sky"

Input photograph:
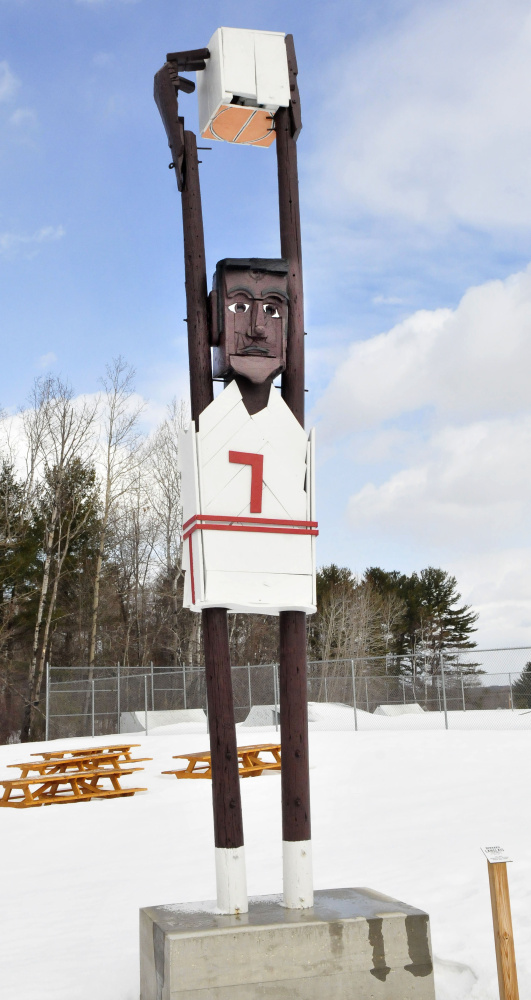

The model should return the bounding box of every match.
[2,0,531,647]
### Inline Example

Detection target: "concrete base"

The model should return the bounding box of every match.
[140,887,435,1000]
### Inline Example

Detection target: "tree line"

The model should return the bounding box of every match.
[0,361,478,743]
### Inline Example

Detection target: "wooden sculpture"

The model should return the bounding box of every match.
[154,30,314,915]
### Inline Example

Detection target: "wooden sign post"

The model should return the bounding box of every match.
[482,846,520,1000]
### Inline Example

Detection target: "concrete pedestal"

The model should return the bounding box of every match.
[140,887,435,1000]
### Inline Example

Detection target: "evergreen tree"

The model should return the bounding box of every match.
[365,565,478,674]
[511,662,531,708]
[0,462,41,657]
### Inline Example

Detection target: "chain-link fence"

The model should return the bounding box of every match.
[45,647,531,740]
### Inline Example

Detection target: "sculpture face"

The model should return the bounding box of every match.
[211,259,288,384]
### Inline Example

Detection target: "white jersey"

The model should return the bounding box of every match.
[179,381,317,614]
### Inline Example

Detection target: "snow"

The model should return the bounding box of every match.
[1,722,529,1000]
[120,709,207,733]
[374,702,426,715]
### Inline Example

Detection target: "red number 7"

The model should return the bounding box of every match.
[228,451,264,513]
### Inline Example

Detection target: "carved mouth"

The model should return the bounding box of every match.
[230,355,285,385]
[240,346,270,356]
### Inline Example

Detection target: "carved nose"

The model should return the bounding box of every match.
[252,325,266,338]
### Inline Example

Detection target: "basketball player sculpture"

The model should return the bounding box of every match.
[154,29,316,915]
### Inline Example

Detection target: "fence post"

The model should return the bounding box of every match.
[91,679,95,738]
[460,671,466,712]
[273,662,279,731]
[324,675,328,703]
[402,678,406,705]
[45,662,50,741]
[182,662,187,710]
[247,664,252,713]
[440,653,449,730]
[151,661,154,711]
[509,673,514,711]
[365,676,369,712]
[117,663,121,734]
[144,675,149,736]
[351,660,358,732]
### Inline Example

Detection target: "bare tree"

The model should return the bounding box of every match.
[148,398,189,664]
[22,377,98,741]
[110,468,159,667]
[88,358,144,673]
[311,574,404,700]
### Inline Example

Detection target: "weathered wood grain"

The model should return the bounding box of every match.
[276,36,312,856]
[276,104,305,428]
[488,861,520,1000]
[181,129,214,422]
[202,607,244,849]
[279,610,311,842]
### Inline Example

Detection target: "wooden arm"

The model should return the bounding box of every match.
[154,64,185,191]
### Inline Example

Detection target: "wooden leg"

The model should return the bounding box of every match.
[71,778,82,800]
[279,610,313,908]
[202,607,247,914]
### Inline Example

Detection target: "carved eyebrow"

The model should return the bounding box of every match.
[260,287,288,301]
[226,286,255,298]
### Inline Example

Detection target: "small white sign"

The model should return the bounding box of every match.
[481,845,512,864]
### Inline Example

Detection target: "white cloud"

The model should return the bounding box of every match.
[316,261,531,646]
[344,413,531,646]
[9,107,36,127]
[372,295,405,306]
[0,225,65,258]
[318,265,531,434]
[37,352,57,369]
[348,417,531,547]
[453,549,531,648]
[92,52,115,67]
[0,61,18,103]
[313,0,531,230]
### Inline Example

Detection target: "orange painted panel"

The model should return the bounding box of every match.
[235,109,276,147]
[201,104,276,147]
[201,123,217,141]
[209,105,253,143]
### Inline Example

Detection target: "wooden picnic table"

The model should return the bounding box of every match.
[31,743,142,763]
[163,743,281,780]
[8,751,151,779]
[0,767,147,808]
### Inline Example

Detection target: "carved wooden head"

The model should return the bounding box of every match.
[211,258,289,384]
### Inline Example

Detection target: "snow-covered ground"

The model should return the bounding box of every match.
[125,702,531,733]
[1,720,529,1000]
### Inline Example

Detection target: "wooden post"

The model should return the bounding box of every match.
[181,128,247,916]
[181,128,214,420]
[276,36,313,909]
[276,107,304,424]
[203,608,246,912]
[488,862,520,1000]
[155,66,247,913]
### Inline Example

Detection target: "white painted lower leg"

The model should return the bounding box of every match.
[282,839,313,908]
[214,846,248,914]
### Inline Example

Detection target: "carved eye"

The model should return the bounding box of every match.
[263,304,280,318]
[228,302,250,313]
